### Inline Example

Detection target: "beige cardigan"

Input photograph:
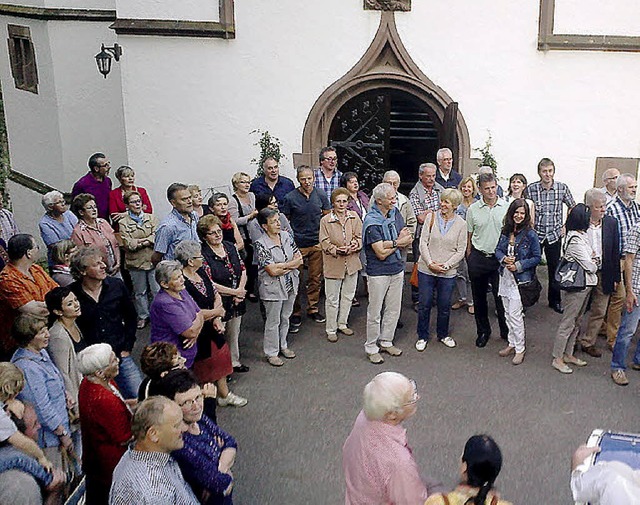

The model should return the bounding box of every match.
[417,213,467,278]
[319,210,363,279]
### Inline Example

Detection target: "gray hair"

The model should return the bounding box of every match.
[602,168,620,184]
[70,246,102,280]
[363,372,413,421]
[418,163,437,175]
[77,343,113,376]
[616,173,636,191]
[477,172,497,188]
[382,170,401,182]
[155,260,183,287]
[115,165,134,181]
[441,188,463,208]
[436,147,452,163]
[41,191,64,211]
[477,166,494,175]
[131,396,176,441]
[584,188,607,208]
[372,183,395,203]
[174,240,202,267]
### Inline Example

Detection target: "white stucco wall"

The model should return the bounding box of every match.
[116,0,219,22]
[116,0,640,217]
[554,0,640,36]
[0,16,126,237]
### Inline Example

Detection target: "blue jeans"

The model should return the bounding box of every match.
[114,355,143,399]
[417,272,455,342]
[611,302,640,371]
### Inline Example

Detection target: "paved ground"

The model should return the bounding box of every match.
[136,271,640,505]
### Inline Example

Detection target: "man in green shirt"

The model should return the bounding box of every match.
[465,172,509,347]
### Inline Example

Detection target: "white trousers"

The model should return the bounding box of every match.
[324,272,358,335]
[501,294,525,353]
[365,271,404,354]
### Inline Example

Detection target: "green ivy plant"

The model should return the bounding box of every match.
[475,131,498,175]
[251,129,285,177]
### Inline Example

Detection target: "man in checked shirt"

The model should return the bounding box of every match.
[527,158,575,314]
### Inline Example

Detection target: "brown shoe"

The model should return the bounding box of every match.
[611,369,629,386]
[631,363,640,371]
[267,356,284,367]
[512,352,525,365]
[581,345,602,358]
[327,333,338,343]
[498,346,515,357]
[338,327,354,336]
[451,300,466,310]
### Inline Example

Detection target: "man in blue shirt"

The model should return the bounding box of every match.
[282,166,331,327]
[249,157,295,206]
[362,183,413,364]
[153,183,199,264]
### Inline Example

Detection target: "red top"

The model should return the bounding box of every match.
[108,186,153,216]
[78,378,132,485]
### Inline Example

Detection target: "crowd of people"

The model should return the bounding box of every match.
[0,148,639,504]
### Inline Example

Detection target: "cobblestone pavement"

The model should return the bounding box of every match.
[136,272,640,505]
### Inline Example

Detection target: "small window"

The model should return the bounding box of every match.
[7,25,38,94]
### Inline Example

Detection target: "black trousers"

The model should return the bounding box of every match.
[541,238,562,306]
[467,248,508,338]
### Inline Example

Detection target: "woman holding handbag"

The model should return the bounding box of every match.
[415,189,467,351]
[551,203,598,374]
[495,199,541,365]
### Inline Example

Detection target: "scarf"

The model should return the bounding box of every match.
[128,210,144,225]
[219,212,233,230]
[362,201,401,261]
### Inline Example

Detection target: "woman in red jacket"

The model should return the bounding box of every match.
[77,343,133,505]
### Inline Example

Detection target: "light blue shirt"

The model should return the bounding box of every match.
[154,209,199,260]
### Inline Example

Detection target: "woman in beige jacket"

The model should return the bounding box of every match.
[319,188,363,343]
[415,188,467,351]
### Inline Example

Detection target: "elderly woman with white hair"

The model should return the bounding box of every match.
[362,183,413,364]
[77,343,133,505]
[343,372,430,505]
[578,188,621,358]
[38,190,78,266]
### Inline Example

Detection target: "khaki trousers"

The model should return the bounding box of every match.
[604,261,625,346]
[581,272,609,348]
[293,244,323,316]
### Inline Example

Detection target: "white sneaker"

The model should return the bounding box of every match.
[415,339,427,352]
[217,392,248,407]
[440,337,456,348]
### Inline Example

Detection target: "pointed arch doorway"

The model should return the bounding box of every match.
[296,12,470,192]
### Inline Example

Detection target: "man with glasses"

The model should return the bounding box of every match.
[0,234,57,360]
[314,147,343,195]
[434,147,462,189]
[152,183,199,264]
[343,372,434,505]
[72,152,113,220]
[600,168,620,206]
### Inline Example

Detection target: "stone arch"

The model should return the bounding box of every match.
[296,11,472,175]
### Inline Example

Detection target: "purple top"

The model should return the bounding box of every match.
[71,172,113,220]
[149,289,199,368]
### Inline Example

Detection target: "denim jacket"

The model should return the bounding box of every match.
[495,228,541,283]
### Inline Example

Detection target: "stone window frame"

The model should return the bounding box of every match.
[7,24,38,93]
[538,0,640,52]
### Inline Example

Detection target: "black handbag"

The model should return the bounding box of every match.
[554,236,587,292]
[518,275,542,308]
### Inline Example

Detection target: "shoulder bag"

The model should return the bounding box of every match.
[554,235,587,292]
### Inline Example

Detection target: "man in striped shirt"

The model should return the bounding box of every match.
[604,173,640,350]
[527,158,575,314]
[109,396,199,505]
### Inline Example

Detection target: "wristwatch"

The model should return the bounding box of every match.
[58,428,68,437]
[392,239,397,248]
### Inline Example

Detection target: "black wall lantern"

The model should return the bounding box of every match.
[95,43,123,78]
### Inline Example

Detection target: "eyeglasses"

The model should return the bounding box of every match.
[404,379,419,406]
[192,255,204,260]
[97,162,111,168]
[178,394,204,408]
[206,230,223,236]
[334,199,349,204]
[323,157,338,162]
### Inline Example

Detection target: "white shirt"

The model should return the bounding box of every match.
[571,463,640,505]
